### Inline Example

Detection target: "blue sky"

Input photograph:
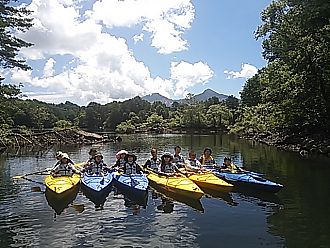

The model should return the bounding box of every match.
[2,0,271,105]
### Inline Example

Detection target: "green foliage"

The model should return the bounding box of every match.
[206,104,232,129]
[225,95,239,110]
[116,120,136,133]
[0,123,11,145]
[0,0,33,70]
[54,120,72,130]
[237,0,330,135]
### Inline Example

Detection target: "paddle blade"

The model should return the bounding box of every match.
[31,186,42,192]
[71,204,85,213]
[12,175,24,179]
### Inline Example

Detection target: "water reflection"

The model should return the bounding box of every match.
[202,188,237,206]
[45,186,79,216]
[80,183,112,210]
[2,134,330,247]
[149,185,204,212]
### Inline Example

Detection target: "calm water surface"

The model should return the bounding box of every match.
[1,134,330,248]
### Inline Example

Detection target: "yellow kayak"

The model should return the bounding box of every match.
[45,173,80,194]
[183,170,233,192]
[146,170,204,199]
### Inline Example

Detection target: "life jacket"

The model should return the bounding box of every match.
[160,162,175,173]
[88,161,105,175]
[173,154,185,164]
[200,155,215,165]
[115,159,126,168]
[145,157,160,171]
[53,162,74,176]
[221,163,236,172]
[188,158,202,168]
[124,161,139,175]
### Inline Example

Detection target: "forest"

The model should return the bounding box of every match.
[1,0,329,155]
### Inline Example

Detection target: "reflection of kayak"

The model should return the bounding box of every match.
[113,172,148,206]
[81,173,113,207]
[44,174,80,194]
[146,170,204,200]
[45,185,79,215]
[149,184,204,212]
[202,187,236,206]
[213,171,283,193]
[233,187,282,205]
[182,169,233,192]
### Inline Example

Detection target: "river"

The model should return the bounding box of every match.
[1,134,329,247]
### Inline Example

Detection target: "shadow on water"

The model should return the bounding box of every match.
[112,186,148,209]
[202,188,237,206]
[45,185,80,216]
[80,183,112,210]
[149,183,204,212]
[233,188,282,206]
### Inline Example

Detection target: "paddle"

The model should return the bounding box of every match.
[14,175,45,185]
[12,168,52,179]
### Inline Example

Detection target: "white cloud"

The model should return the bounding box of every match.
[89,0,195,54]
[43,58,56,78]
[133,33,144,44]
[224,63,258,79]
[170,61,214,97]
[5,0,204,105]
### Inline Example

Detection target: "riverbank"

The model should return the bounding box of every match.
[237,130,330,158]
[0,128,114,154]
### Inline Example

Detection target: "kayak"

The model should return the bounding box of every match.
[146,170,204,200]
[81,172,113,192]
[213,170,283,193]
[113,172,149,206]
[182,169,233,192]
[44,173,80,194]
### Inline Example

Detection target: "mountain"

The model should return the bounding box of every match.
[192,89,228,102]
[142,93,174,106]
[142,89,228,106]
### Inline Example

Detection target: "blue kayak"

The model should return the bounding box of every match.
[81,172,113,192]
[113,172,149,206]
[213,170,283,193]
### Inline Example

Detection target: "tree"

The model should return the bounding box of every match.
[254,0,330,132]
[0,0,33,70]
[225,95,239,110]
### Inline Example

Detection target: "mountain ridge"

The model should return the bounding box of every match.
[142,89,228,106]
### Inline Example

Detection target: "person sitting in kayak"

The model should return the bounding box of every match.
[121,153,142,175]
[86,148,97,164]
[172,145,185,168]
[221,157,245,173]
[144,148,161,171]
[159,152,180,175]
[84,153,110,175]
[185,150,203,172]
[113,150,128,169]
[53,151,74,167]
[199,148,216,168]
[52,153,79,176]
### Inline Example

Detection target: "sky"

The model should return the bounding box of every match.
[2,0,271,106]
